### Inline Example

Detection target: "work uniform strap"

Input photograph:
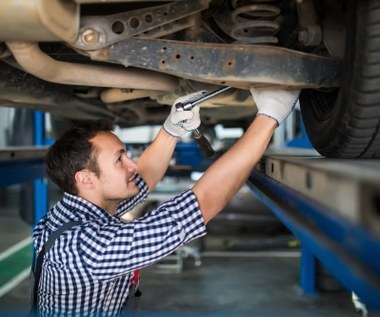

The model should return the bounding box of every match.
[32,221,82,309]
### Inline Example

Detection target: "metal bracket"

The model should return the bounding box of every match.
[71,0,209,50]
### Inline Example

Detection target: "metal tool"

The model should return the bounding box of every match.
[175,86,233,158]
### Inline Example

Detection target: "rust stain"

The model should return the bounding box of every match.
[223,59,236,70]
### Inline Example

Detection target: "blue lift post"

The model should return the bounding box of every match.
[286,117,318,296]
[33,111,48,225]
[247,152,380,312]
[278,115,319,296]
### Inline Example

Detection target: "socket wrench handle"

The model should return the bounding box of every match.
[193,129,215,158]
[175,86,233,111]
[175,86,233,158]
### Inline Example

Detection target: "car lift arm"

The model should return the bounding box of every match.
[247,151,380,311]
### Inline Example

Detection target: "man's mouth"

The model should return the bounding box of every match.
[128,171,137,182]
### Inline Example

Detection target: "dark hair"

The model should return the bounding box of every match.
[45,120,115,195]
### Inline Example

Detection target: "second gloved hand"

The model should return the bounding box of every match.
[250,87,300,126]
[163,91,206,138]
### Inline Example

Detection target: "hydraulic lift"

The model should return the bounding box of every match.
[247,148,380,312]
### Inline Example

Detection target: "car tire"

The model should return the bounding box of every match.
[299,0,380,158]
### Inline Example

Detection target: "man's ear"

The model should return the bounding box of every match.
[75,170,95,190]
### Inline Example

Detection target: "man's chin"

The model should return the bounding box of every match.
[126,185,139,198]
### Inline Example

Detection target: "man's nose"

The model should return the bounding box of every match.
[126,158,138,171]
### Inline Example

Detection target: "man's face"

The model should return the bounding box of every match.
[90,131,139,205]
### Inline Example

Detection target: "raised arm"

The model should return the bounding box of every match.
[193,88,300,223]
[137,128,178,191]
[137,92,205,191]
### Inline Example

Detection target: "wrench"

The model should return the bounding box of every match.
[175,86,233,158]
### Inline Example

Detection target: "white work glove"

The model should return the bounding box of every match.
[163,91,207,137]
[250,87,300,126]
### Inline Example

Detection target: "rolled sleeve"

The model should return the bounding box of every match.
[80,189,207,281]
[159,189,207,244]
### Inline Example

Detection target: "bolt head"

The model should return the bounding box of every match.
[81,29,99,45]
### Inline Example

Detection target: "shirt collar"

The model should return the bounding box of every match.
[58,192,114,222]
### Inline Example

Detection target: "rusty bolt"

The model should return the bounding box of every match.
[81,29,99,45]
[298,25,322,46]
[298,29,308,43]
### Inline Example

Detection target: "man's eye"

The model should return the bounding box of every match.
[117,156,122,162]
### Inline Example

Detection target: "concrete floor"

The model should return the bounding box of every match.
[138,255,357,317]
[0,184,370,317]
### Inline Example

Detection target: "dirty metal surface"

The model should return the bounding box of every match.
[91,38,342,89]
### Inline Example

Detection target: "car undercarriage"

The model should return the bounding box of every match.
[0,0,379,158]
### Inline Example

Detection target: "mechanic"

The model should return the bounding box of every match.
[32,88,299,317]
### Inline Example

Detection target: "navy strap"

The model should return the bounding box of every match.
[31,221,82,310]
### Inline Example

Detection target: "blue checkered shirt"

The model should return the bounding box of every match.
[32,174,207,316]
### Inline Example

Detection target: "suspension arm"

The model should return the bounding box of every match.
[89,38,342,89]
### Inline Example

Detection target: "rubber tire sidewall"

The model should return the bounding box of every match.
[299,0,376,158]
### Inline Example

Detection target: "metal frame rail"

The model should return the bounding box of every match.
[247,150,380,311]
[0,146,47,187]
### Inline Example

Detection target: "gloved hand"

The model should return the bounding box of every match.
[250,87,300,126]
[163,91,207,137]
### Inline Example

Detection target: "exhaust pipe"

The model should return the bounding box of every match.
[6,42,179,92]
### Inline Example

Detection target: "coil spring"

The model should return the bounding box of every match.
[230,0,281,44]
